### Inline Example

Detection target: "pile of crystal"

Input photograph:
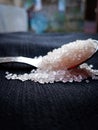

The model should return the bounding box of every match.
[6,39,98,84]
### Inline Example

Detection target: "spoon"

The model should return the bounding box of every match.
[0,39,98,70]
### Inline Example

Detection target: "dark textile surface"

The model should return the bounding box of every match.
[0,32,98,130]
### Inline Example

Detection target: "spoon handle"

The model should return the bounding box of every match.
[0,56,41,68]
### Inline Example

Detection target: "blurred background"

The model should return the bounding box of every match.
[0,0,98,34]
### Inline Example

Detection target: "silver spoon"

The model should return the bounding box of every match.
[0,56,42,68]
[0,39,98,70]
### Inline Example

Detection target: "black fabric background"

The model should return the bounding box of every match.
[0,32,98,130]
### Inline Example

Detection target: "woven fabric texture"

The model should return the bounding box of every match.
[0,32,98,130]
